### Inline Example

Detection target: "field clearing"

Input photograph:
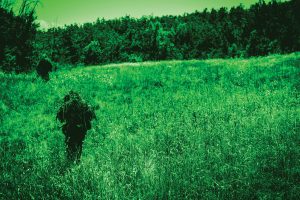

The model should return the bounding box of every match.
[0,53,300,199]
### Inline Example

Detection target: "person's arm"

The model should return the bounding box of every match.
[57,106,65,122]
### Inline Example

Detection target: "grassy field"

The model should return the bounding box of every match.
[0,53,300,199]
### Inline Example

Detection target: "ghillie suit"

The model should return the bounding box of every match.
[57,91,96,163]
[36,59,52,81]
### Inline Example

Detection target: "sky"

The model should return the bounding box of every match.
[34,0,267,28]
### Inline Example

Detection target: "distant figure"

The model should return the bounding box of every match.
[57,91,96,163]
[36,59,52,81]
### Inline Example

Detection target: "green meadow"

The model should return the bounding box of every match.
[0,53,299,199]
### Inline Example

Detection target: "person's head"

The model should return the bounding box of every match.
[64,90,81,103]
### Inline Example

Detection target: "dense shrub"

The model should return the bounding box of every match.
[0,3,38,73]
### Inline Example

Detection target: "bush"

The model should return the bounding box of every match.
[0,5,37,73]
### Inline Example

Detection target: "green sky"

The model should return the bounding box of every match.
[35,0,266,27]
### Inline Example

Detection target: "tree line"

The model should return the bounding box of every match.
[1,0,300,72]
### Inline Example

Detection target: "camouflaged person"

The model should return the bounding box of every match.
[36,58,53,81]
[57,91,96,163]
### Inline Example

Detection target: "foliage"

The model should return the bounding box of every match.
[1,0,299,71]
[0,53,299,199]
[32,0,300,67]
[0,0,39,72]
[82,40,102,65]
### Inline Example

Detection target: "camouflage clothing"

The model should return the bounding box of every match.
[57,91,96,163]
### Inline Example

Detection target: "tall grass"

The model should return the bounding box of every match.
[0,53,299,199]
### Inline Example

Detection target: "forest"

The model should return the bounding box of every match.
[1,0,300,72]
